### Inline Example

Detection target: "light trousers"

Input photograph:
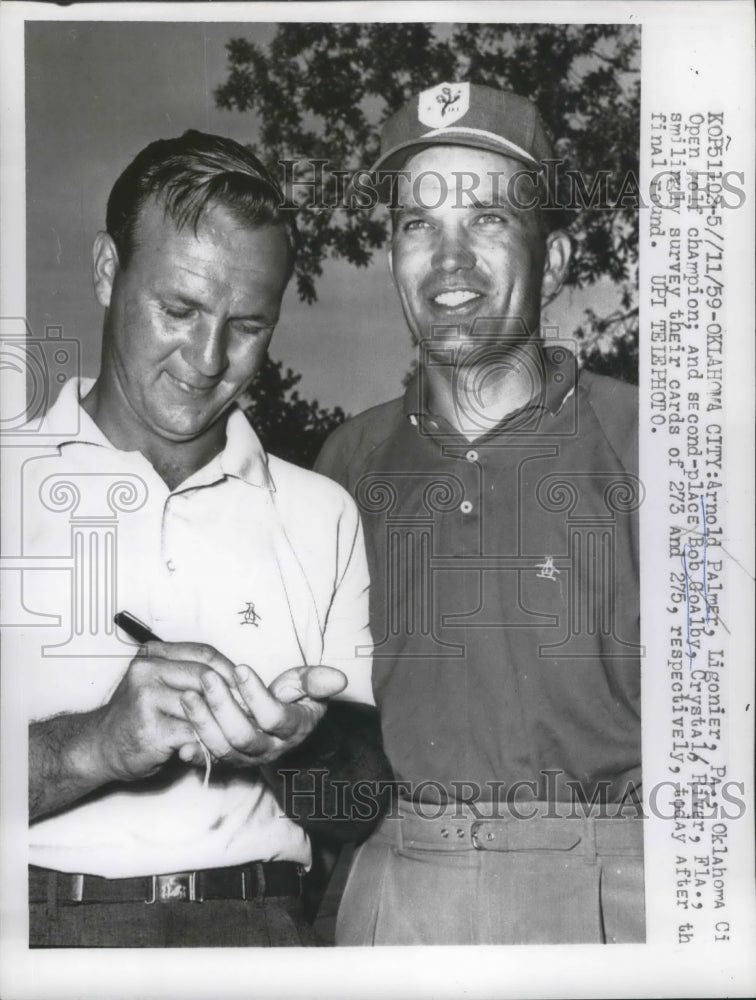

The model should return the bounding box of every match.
[336,800,645,946]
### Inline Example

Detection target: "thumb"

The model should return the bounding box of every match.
[269,665,347,703]
[301,664,348,700]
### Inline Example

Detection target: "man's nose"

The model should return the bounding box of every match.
[431,226,476,273]
[183,320,228,378]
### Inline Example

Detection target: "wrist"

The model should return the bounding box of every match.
[71,705,120,786]
[29,708,118,820]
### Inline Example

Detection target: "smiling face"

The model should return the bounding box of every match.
[389,145,569,358]
[91,198,291,457]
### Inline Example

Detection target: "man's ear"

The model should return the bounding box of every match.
[541,230,572,300]
[92,232,120,309]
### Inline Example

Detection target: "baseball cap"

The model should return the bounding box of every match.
[368,83,554,177]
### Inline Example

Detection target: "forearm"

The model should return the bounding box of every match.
[29,709,109,821]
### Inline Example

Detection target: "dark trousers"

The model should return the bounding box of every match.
[30,897,323,948]
[29,867,324,948]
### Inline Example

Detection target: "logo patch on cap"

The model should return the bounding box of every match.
[417,83,469,129]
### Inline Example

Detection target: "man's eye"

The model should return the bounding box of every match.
[234,323,271,337]
[163,306,195,320]
[402,218,431,232]
[474,213,507,227]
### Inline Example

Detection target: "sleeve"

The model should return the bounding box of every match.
[581,372,639,476]
[320,489,375,707]
[260,486,390,844]
[314,425,354,491]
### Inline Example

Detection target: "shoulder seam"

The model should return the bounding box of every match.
[579,371,638,474]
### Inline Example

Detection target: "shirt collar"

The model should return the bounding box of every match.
[40,378,272,490]
[39,377,111,446]
[217,408,272,489]
[403,342,577,429]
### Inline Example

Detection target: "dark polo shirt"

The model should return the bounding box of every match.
[316,346,641,803]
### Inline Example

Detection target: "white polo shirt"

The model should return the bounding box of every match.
[18,379,373,877]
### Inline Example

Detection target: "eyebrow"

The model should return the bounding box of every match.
[392,197,519,216]
[468,197,514,209]
[160,291,273,323]
[393,202,427,214]
[161,291,206,310]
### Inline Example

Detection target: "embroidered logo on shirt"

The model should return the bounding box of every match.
[536,556,560,582]
[238,602,261,626]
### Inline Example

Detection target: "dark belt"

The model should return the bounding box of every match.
[29,861,303,905]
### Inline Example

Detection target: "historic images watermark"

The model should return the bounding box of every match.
[0,317,148,652]
[276,769,746,824]
[274,158,747,213]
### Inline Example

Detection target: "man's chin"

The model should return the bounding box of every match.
[153,405,229,444]
[418,331,532,370]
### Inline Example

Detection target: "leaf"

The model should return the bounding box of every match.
[216,23,640,387]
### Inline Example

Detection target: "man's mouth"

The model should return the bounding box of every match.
[164,371,217,397]
[430,290,483,309]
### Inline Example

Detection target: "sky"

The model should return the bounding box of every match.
[25,19,612,416]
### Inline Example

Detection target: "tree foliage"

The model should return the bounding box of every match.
[241,357,346,469]
[216,23,640,383]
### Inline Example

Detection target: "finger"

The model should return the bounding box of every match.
[165,723,208,760]
[135,656,231,696]
[147,679,211,724]
[267,667,307,704]
[143,641,237,684]
[181,679,276,760]
[198,669,269,747]
[177,741,204,766]
[233,664,291,734]
[179,690,234,760]
[176,732,220,771]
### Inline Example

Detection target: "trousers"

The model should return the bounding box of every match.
[30,896,322,948]
[336,800,645,946]
[29,865,323,948]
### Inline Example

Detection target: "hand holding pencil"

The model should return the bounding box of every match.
[112,611,346,778]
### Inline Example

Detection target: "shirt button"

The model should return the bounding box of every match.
[465,449,479,462]
[166,559,175,572]
[460,500,473,514]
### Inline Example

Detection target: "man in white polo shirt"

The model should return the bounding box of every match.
[20,130,375,946]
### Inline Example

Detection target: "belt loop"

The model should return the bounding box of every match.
[196,870,207,903]
[59,873,84,905]
[71,874,84,903]
[395,812,405,852]
[583,816,597,864]
[146,875,157,905]
[46,870,59,916]
[254,862,265,902]
[241,866,256,902]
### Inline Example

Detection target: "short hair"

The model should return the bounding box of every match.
[106,129,295,274]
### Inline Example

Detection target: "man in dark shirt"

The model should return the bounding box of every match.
[316,83,644,944]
